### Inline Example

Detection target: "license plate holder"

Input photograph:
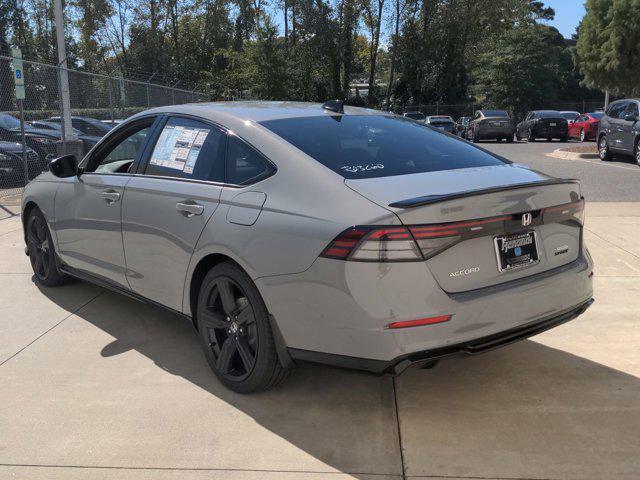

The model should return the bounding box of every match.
[494,230,539,273]
[549,122,557,127]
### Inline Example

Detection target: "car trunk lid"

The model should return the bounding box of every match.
[345,165,583,293]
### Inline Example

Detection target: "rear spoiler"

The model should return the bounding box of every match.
[388,179,580,209]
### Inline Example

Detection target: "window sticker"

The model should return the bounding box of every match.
[341,163,385,173]
[149,125,210,173]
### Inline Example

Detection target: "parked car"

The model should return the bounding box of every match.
[425,115,455,133]
[46,116,113,137]
[0,113,58,164]
[598,99,640,164]
[568,113,603,142]
[403,111,426,122]
[559,111,581,125]
[22,101,594,393]
[0,141,42,185]
[455,116,470,137]
[466,110,514,143]
[28,120,101,153]
[516,111,569,142]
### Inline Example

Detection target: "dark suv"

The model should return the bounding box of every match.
[597,99,640,165]
[516,111,568,142]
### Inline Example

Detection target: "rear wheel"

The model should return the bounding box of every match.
[634,140,640,166]
[579,129,586,142]
[546,137,552,142]
[196,262,289,393]
[26,208,70,286]
[599,136,613,161]
[506,135,514,143]
[560,135,568,142]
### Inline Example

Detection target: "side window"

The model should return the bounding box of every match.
[608,102,626,119]
[625,102,639,118]
[226,135,272,185]
[527,112,535,121]
[89,124,152,174]
[144,117,225,182]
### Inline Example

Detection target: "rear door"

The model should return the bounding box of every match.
[54,117,158,288]
[608,101,628,149]
[620,101,639,152]
[121,116,226,310]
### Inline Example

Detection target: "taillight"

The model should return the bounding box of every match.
[320,226,422,262]
[321,199,585,263]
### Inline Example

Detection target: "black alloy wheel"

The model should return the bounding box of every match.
[196,262,288,393]
[26,209,70,286]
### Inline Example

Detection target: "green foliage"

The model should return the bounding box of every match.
[472,24,572,118]
[576,0,640,95]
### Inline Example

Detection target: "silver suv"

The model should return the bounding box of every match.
[598,99,640,165]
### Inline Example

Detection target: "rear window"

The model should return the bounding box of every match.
[537,111,562,118]
[404,112,425,121]
[590,112,603,119]
[260,115,507,179]
[559,112,580,120]
[482,110,509,117]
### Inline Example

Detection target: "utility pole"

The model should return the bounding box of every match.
[604,90,610,111]
[54,0,83,158]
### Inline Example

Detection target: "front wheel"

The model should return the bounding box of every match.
[599,136,613,161]
[634,141,640,166]
[196,262,289,393]
[26,208,71,286]
[579,129,586,142]
[527,129,535,142]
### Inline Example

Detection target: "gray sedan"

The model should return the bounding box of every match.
[21,101,594,393]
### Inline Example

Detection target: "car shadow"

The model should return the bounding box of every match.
[36,282,640,478]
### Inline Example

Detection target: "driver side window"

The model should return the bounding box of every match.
[87,122,153,174]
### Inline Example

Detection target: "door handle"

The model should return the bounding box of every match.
[176,201,204,217]
[100,190,121,204]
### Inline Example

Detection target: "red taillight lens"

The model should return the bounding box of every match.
[387,315,452,329]
[320,226,422,262]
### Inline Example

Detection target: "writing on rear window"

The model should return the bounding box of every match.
[341,163,384,173]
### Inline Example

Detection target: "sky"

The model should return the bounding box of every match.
[544,0,587,38]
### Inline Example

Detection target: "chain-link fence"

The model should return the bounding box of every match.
[401,101,607,121]
[0,54,209,204]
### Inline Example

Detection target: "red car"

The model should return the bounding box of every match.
[568,112,603,142]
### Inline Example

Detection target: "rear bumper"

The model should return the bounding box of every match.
[532,126,568,137]
[477,126,513,138]
[289,297,593,374]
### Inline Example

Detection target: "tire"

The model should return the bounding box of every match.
[579,129,586,143]
[634,140,640,166]
[196,262,289,393]
[26,208,71,287]
[527,129,535,142]
[561,135,568,143]
[472,132,480,143]
[515,132,521,141]
[546,137,552,142]
[506,135,514,143]
[599,136,613,161]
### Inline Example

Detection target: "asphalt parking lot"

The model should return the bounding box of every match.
[1,141,639,480]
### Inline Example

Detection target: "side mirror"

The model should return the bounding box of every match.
[49,155,79,178]
[624,113,639,122]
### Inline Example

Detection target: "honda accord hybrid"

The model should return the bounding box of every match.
[22,101,594,393]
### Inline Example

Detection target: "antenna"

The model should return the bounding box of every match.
[321,100,345,114]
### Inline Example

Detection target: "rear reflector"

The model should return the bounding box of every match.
[387,315,452,329]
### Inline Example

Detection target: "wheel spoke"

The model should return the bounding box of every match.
[235,336,255,372]
[235,302,255,326]
[33,253,44,276]
[216,278,237,315]
[41,251,50,275]
[201,307,229,329]
[216,337,236,374]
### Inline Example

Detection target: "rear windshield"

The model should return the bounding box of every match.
[559,112,580,120]
[404,112,425,120]
[537,111,563,118]
[482,110,509,117]
[590,112,603,119]
[259,115,507,179]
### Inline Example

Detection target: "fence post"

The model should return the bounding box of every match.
[18,99,28,187]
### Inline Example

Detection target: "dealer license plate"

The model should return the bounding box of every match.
[494,231,539,272]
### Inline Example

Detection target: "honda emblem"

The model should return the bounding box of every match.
[522,213,533,227]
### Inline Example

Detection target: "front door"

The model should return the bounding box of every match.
[54,118,157,288]
[121,116,226,311]
[620,102,639,152]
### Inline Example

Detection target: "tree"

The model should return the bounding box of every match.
[471,24,572,119]
[575,0,640,96]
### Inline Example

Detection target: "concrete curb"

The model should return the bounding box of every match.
[547,148,599,161]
